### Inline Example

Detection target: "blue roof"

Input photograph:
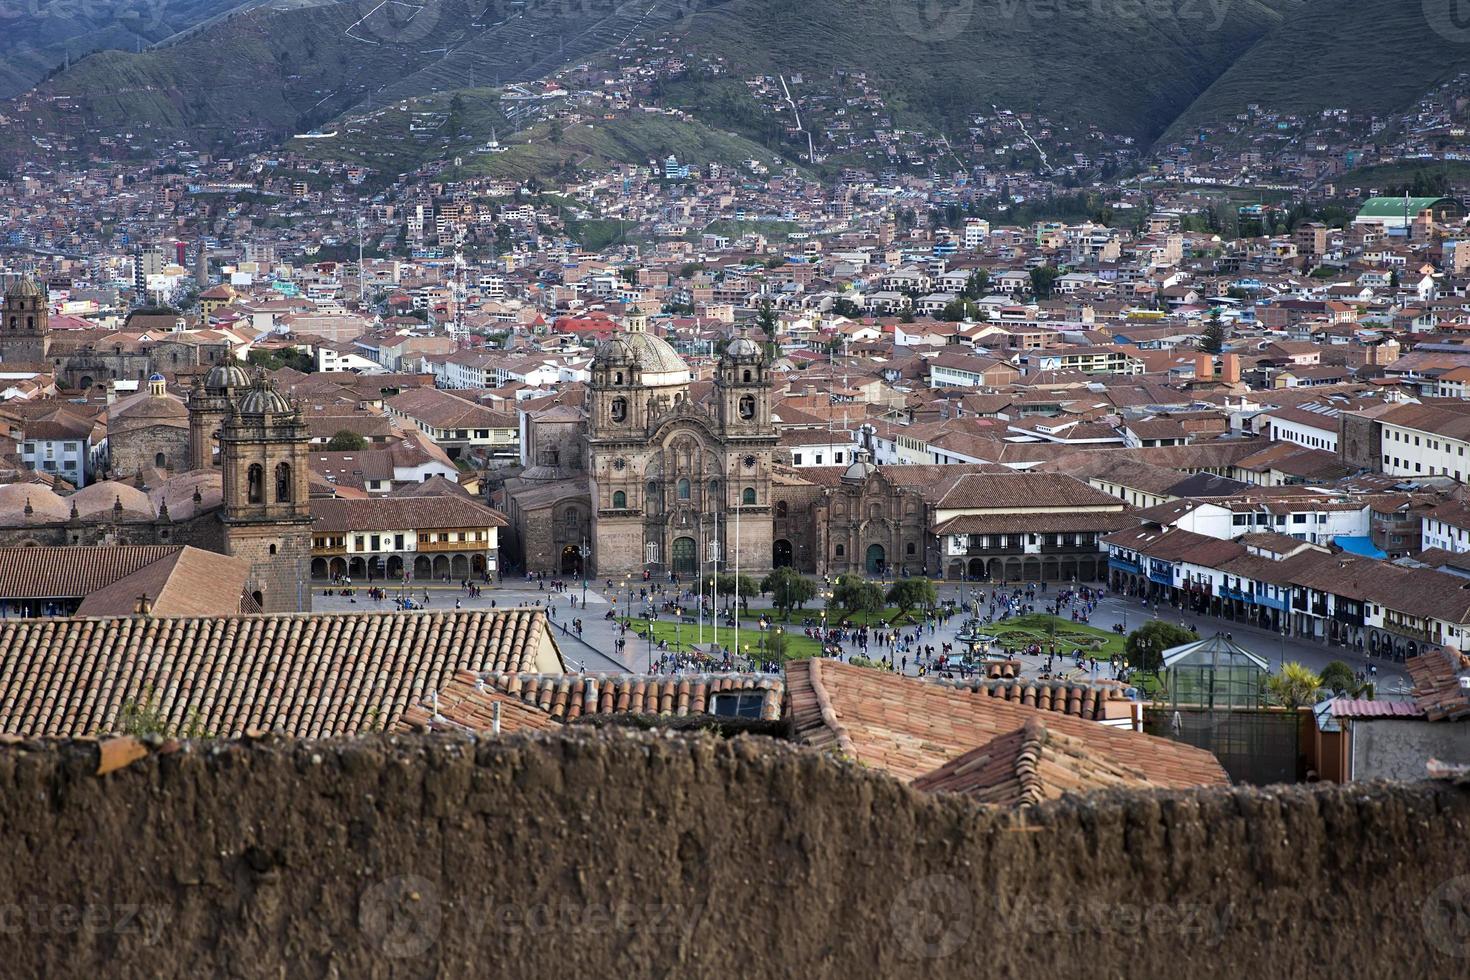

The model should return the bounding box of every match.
[1334,536,1387,559]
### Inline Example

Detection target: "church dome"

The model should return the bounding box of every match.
[204,361,251,391]
[111,387,187,423]
[724,334,762,361]
[237,380,296,416]
[0,483,69,523]
[840,449,878,484]
[71,480,155,519]
[593,334,635,366]
[5,276,43,299]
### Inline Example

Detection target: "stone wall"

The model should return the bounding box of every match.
[0,731,1466,979]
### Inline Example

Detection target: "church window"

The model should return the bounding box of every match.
[269,544,278,556]
[275,463,292,503]
[25,317,33,330]
[647,482,661,513]
[742,487,757,506]
[611,397,627,422]
[906,542,916,555]
[775,501,788,518]
[247,464,264,504]
[615,371,624,385]
[743,370,752,383]
[154,452,166,468]
[678,478,691,500]
[835,544,845,557]
[739,395,755,419]
[708,480,719,500]
[613,490,627,508]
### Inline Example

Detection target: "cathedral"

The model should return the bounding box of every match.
[505,313,777,580]
[2,275,52,365]
[0,359,313,613]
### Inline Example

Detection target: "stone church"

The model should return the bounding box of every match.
[505,313,777,580]
[0,363,313,612]
[1,276,52,365]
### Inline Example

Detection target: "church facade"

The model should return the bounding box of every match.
[507,315,777,580]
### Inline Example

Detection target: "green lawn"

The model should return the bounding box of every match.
[981,614,1126,660]
[618,617,824,662]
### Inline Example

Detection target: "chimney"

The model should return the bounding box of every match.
[135,593,152,616]
[1194,353,1214,381]
[1221,354,1241,384]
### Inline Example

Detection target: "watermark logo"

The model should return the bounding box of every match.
[890,873,973,959]
[1425,0,1470,43]
[349,0,443,45]
[1423,875,1470,958]
[359,874,441,958]
[0,902,170,944]
[891,0,976,41]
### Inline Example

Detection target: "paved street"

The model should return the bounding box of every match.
[312,578,1415,698]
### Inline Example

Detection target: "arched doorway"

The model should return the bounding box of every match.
[967,557,986,580]
[672,536,696,575]
[561,544,583,576]
[947,560,963,580]
[348,557,366,579]
[310,558,327,579]
[432,555,450,579]
[386,556,404,579]
[773,539,793,568]
[865,543,886,576]
[451,555,469,579]
[472,555,487,576]
[414,555,432,580]
[329,557,347,580]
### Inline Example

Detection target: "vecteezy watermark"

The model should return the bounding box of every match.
[1425,0,1470,43]
[889,874,974,959]
[892,0,1234,40]
[0,902,170,944]
[492,898,694,935]
[1422,875,1470,958]
[0,0,172,31]
[359,875,441,959]
[890,0,976,41]
[347,0,443,46]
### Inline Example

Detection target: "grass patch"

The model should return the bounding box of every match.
[982,614,1126,660]
[618,616,824,662]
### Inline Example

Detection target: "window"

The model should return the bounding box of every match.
[275,463,292,503]
[739,395,755,419]
[678,478,691,500]
[742,487,757,505]
[155,452,166,468]
[613,490,627,508]
[906,542,916,555]
[793,453,804,465]
[247,464,264,504]
[269,544,277,556]
[711,691,765,719]
[775,501,788,518]
[611,397,627,422]
[835,544,845,557]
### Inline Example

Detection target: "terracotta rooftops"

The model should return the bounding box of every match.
[397,670,784,734]
[932,676,1138,724]
[910,718,1173,805]
[0,609,563,738]
[786,659,1227,790]
[1406,647,1470,722]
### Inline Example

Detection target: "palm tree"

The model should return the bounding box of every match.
[1266,662,1323,708]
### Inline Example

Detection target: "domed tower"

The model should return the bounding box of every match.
[220,373,311,612]
[716,329,772,436]
[1,275,51,364]
[588,332,644,439]
[715,328,776,572]
[188,360,251,469]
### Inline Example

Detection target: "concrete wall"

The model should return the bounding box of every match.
[1352,719,1470,781]
[1,731,1468,979]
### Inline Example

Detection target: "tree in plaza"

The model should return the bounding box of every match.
[760,567,817,620]
[885,578,937,622]
[1319,660,1357,696]
[831,574,885,620]
[1200,307,1228,354]
[702,572,760,610]
[760,628,790,663]
[1124,621,1194,674]
[1266,662,1324,709]
[326,429,366,451]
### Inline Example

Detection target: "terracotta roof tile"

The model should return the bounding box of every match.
[0,609,562,738]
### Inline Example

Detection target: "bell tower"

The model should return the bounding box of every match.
[220,374,312,612]
[588,333,646,440]
[716,330,772,436]
[1,276,51,364]
[187,361,251,469]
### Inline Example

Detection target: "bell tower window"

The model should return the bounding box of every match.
[613,490,627,508]
[611,397,627,422]
[739,395,755,419]
[275,463,292,503]
[743,369,752,383]
[247,464,264,504]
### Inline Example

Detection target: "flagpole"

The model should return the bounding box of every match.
[735,495,741,667]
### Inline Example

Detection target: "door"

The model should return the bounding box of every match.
[865,543,886,576]
[673,537,697,575]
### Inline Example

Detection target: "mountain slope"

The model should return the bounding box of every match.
[1169,0,1470,136]
[0,0,252,99]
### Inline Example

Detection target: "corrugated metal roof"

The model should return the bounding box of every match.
[1355,197,1449,218]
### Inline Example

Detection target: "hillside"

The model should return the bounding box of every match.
[14,0,1470,157]
[289,90,786,182]
[0,0,250,99]
[1168,0,1470,136]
